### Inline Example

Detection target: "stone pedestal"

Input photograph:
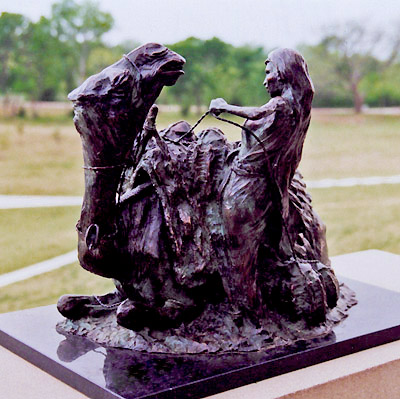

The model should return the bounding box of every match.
[1,250,400,399]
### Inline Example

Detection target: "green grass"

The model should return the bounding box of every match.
[309,184,400,256]
[1,113,399,195]
[0,113,241,196]
[0,207,80,274]
[0,262,114,313]
[0,122,84,195]
[301,113,400,179]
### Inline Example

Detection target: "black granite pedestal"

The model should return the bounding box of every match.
[1,275,400,399]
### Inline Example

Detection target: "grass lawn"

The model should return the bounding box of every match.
[0,121,83,195]
[0,111,399,313]
[0,262,114,313]
[301,113,400,179]
[0,206,80,274]
[1,112,399,195]
[310,183,400,256]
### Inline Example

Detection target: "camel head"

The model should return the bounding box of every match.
[126,43,185,89]
[68,43,185,167]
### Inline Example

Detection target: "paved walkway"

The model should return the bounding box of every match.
[0,195,82,209]
[305,174,400,189]
[0,250,77,288]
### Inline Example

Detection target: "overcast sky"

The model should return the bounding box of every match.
[1,0,400,50]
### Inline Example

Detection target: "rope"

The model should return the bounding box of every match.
[93,295,123,309]
[213,114,271,161]
[173,110,211,143]
[174,110,271,162]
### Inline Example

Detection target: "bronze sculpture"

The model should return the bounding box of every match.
[57,43,356,353]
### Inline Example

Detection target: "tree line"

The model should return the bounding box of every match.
[1,0,400,113]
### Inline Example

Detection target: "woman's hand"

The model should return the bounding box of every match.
[209,98,228,116]
[210,98,274,120]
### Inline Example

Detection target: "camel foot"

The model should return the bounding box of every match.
[57,290,125,320]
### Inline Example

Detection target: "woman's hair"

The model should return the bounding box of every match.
[263,49,315,220]
[267,48,314,113]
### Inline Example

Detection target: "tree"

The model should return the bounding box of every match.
[228,45,268,106]
[362,63,400,106]
[300,43,354,108]
[51,0,114,85]
[0,12,27,94]
[0,2,115,101]
[303,22,400,112]
[165,37,230,114]
[164,37,268,114]
[21,17,67,101]
[86,41,140,78]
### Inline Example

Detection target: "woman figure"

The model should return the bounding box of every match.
[209,48,336,319]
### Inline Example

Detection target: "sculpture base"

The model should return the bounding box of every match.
[55,283,355,354]
[2,276,400,399]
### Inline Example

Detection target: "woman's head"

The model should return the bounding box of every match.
[264,48,314,107]
[263,59,282,97]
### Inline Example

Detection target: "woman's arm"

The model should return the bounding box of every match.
[209,98,276,120]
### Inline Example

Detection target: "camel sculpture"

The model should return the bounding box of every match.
[57,43,355,353]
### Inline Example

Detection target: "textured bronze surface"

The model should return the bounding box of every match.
[58,44,355,350]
